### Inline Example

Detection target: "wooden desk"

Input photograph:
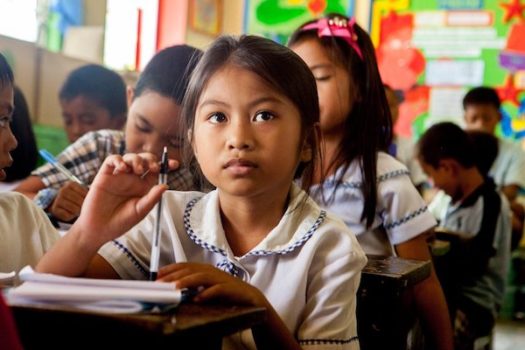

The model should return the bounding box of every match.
[11,303,266,349]
[358,255,431,350]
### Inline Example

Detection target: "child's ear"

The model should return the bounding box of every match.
[126,86,134,107]
[440,159,460,175]
[300,125,320,162]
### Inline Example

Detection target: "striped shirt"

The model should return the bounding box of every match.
[32,130,198,208]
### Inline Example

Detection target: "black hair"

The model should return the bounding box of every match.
[4,87,38,182]
[466,130,499,176]
[418,122,476,169]
[289,13,393,228]
[134,45,203,105]
[462,86,501,110]
[181,35,320,191]
[59,64,127,119]
[0,53,14,88]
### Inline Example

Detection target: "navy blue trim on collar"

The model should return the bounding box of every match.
[183,197,326,257]
[299,336,359,345]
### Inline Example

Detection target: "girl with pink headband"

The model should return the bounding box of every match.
[289,13,454,350]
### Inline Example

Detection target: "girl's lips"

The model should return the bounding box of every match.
[0,169,5,181]
[223,159,257,168]
[223,159,257,176]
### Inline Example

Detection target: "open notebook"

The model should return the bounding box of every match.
[6,266,182,314]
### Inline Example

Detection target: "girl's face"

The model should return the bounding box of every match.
[191,65,311,198]
[0,83,16,181]
[291,38,355,136]
[125,90,183,162]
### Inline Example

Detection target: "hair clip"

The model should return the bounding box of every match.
[301,16,364,60]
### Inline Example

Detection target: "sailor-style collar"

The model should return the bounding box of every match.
[183,183,326,260]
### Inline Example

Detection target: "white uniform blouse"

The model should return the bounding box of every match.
[310,152,437,256]
[99,184,367,350]
[0,192,60,273]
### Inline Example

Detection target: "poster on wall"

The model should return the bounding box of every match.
[372,0,525,142]
[246,0,355,44]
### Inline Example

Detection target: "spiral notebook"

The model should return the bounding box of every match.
[7,266,182,314]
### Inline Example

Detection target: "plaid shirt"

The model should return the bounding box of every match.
[33,130,198,208]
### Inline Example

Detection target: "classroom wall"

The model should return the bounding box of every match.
[0,35,37,122]
[186,0,245,49]
[84,0,107,27]
[1,0,370,127]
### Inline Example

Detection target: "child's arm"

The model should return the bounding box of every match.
[36,154,171,277]
[14,175,45,198]
[158,263,302,350]
[395,232,454,350]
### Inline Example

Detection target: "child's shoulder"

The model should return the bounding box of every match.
[376,151,409,178]
[498,138,525,158]
[328,152,409,187]
[0,191,42,217]
[79,129,125,144]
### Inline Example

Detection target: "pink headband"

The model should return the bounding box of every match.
[302,17,364,61]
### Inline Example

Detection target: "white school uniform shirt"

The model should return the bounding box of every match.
[0,192,60,273]
[98,184,367,350]
[394,136,427,186]
[490,138,525,189]
[429,188,511,318]
[310,152,436,256]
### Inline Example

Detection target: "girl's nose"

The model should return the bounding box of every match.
[227,122,254,151]
[141,138,163,158]
[7,127,17,152]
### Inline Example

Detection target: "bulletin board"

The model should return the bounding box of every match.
[245,0,355,44]
[372,0,525,141]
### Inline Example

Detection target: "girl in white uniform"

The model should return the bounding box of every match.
[36,35,367,350]
[289,14,454,350]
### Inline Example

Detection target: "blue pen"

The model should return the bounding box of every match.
[39,149,85,185]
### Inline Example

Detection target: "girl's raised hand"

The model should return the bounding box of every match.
[74,153,178,247]
[157,263,268,307]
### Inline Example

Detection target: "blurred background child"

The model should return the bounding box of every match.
[0,87,38,191]
[59,64,127,143]
[419,122,511,350]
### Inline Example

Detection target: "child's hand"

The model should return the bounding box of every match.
[157,263,268,307]
[49,181,88,222]
[74,153,178,247]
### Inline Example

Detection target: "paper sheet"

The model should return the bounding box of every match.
[7,266,182,314]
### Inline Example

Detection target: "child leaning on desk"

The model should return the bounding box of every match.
[15,45,203,223]
[0,54,59,274]
[36,35,367,350]
[419,123,511,350]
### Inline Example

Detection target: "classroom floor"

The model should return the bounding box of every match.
[493,319,525,350]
